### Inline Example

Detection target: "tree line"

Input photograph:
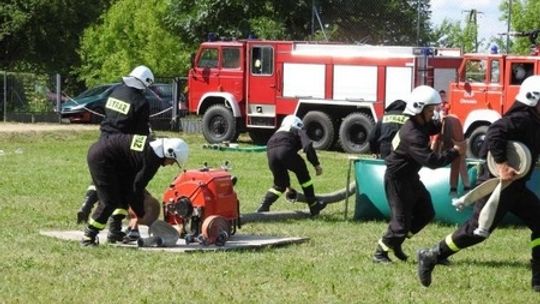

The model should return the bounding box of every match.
[1,0,540,94]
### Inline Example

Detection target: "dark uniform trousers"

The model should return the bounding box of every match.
[382,172,435,248]
[268,145,315,201]
[439,179,540,261]
[86,140,131,230]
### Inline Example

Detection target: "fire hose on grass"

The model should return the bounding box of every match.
[290,182,356,204]
[451,141,531,238]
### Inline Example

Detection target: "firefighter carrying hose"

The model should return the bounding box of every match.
[256,115,327,216]
[76,65,155,242]
[417,76,540,292]
[372,85,464,263]
[81,135,189,246]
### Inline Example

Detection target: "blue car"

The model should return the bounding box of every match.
[60,83,173,123]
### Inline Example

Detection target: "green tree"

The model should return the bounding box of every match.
[0,0,112,74]
[164,0,432,45]
[431,13,482,53]
[77,0,190,87]
[164,0,311,44]
[499,0,540,54]
[314,0,432,44]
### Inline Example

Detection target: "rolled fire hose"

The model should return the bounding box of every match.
[452,141,531,238]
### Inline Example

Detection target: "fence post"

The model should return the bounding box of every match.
[56,73,61,123]
[172,78,178,131]
[3,71,6,122]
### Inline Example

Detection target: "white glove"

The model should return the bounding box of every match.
[452,198,465,212]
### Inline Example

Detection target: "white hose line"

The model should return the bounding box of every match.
[452,141,531,238]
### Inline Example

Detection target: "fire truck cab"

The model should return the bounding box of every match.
[448,54,539,157]
[188,40,462,153]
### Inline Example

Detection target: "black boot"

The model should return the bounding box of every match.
[256,191,279,212]
[532,259,540,292]
[392,243,408,261]
[122,227,141,243]
[373,244,392,263]
[80,226,99,246]
[308,200,327,216]
[77,187,98,224]
[417,246,440,287]
[437,257,452,266]
[107,215,126,243]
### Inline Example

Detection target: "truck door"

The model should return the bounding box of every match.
[218,46,244,102]
[485,57,503,112]
[450,58,488,118]
[189,47,220,112]
[246,44,276,127]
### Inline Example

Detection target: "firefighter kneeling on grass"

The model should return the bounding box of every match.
[81,134,189,246]
[256,115,327,216]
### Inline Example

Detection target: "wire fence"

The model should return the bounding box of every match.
[0,71,188,131]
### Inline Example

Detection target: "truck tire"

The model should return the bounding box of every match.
[248,129,274,145]
[202,105,239,143]
[338,112,374,154]
[303,111,335,150]
[467,125,488,159]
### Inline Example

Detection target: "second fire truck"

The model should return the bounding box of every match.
[448,32,540,158]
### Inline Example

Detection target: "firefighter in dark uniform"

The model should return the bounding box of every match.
[256,115,327,216]
[76,65,155,242]
[417,76,540,292]
[99,65,154,136]
[81,135,189,246]
[368,99,407,159]
[372,85,464,263]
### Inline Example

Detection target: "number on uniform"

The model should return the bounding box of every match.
[130,135,147,152]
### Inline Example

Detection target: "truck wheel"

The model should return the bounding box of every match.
[248,129,274,145]
[467,125,488,159]
[338,112,374,154]
[202,105,239,143]
[303,111,335,150]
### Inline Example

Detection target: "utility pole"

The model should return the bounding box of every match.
[3,71,6,122]
[463,9,483,53]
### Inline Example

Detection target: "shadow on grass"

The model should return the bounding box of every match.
[449,258,529,269]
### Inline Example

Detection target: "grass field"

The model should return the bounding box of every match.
[0,125,537,303]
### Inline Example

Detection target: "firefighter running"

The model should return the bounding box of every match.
[256,115,327,216]
[81,135,189,246]
[372,85,464,263]
[417,76,540,292]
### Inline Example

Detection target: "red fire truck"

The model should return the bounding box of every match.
[448,41,540,158]
[187,40,462,153]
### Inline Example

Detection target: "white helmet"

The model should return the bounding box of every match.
[150,138,189,166]
[123,65,154,90]
[278,115,304,132]
[403,85,442,116]
[516,75,540,107]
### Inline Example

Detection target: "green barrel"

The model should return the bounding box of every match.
[353,158,529,225]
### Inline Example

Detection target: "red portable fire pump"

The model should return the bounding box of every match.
[162,162,240,246]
